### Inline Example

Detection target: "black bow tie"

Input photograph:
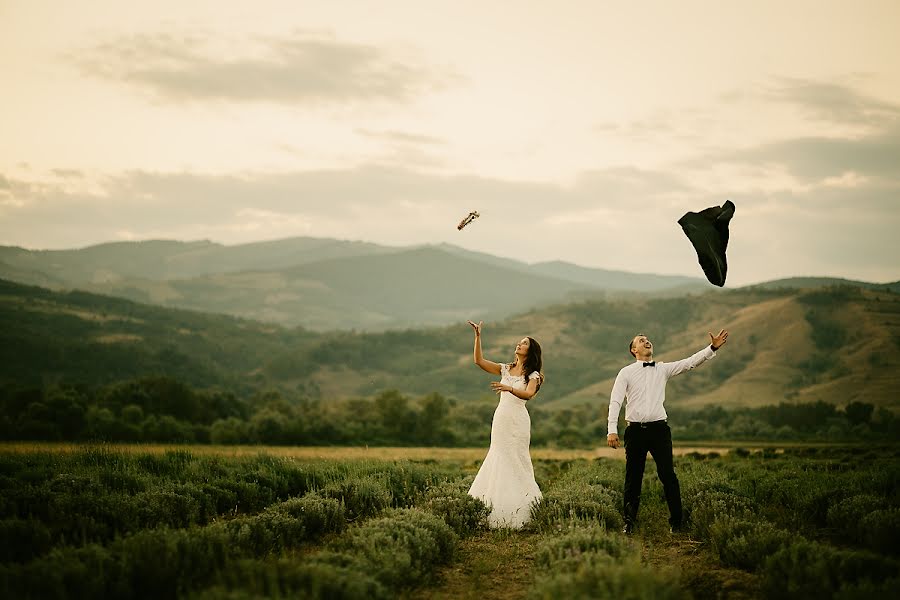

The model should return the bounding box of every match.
[643,362,656,367]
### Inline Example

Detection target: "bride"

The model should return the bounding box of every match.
[466,320,543,529]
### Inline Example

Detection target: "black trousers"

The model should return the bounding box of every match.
[623,421,682,528]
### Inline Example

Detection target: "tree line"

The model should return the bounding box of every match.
[1,377,896,446]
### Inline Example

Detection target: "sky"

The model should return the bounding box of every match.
[1,0,899,286]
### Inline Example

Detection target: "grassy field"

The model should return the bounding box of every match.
[0,440,850,461]
[1,443,897,599]
[0,442,774,461]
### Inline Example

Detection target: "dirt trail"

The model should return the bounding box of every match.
[641,533,762,599]
[408,529,761,600]
[406,531,540,600]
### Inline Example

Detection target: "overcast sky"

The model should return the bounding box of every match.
[2,0,899,286]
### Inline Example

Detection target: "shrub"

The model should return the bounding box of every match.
[113,526,232,598]
[0,518,52,563]
[132,489,202,529]
[331,509,457,589]
[223,494,345,555]
[97,469,149,494]
[708,517,794,570]
[1,543,115,600]
[533,525,636,572]
[686,489,753,541]
[528,556,688,600]
[267,493,346,539]
[321,476,392,521]
[217,480,276,515]
[834,576,900,599]
[420,481,490,536]
[859,509,900,554]
[380,462,446,507]
[762,540,900,599]
[826,494,884,541]
[211,555,388,600]
[529,484,623,532]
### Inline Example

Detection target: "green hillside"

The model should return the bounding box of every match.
[2,277,897,410]
[0,278,318,394]
[2,278,897,446]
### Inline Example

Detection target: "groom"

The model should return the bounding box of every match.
[607,329,729,534]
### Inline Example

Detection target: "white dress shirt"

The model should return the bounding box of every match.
[607,345,717,435]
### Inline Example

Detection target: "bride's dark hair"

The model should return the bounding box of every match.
[509,336,544,391]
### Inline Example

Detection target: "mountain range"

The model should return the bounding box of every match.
[4,237,896,332]
[0,237,708,331]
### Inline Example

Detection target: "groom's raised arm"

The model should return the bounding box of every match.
[662,329,728,378]
[662,345,716,378]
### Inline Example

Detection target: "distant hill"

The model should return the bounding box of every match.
[743,277,900,294]
[0,238,711,331]
[82,246,604,330]
[0,237,396,283]
[2,278,897,410]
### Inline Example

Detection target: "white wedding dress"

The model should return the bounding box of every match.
[468,363,543,529]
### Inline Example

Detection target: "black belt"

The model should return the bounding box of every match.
[628,419,667,428]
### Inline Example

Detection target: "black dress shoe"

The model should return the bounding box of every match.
[669,524,686,534]
[622,523,634,535]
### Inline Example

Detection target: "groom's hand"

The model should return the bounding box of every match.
[607,433,619,449]
[709,328,729,350]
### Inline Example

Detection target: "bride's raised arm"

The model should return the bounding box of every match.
[468,320,502,375]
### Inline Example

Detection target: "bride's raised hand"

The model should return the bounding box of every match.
[467,320,483,337]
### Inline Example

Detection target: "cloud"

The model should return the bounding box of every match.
[593,108,712,143]
[676,80,900,184]
[2,158,898,285]
[73,31,452,105]
[766,77,900,128]
[693,125,900,182]
[355,129,445,146]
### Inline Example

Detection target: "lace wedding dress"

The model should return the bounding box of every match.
[468,363,543,529]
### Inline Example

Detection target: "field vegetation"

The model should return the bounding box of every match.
[1,445,897,598]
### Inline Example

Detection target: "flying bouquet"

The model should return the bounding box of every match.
[457,210,480,231]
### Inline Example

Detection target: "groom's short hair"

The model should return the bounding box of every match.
[629,333,646,358]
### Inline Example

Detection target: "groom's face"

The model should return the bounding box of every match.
[630,334,652,357]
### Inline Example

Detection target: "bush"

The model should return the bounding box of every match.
[534,525,636,572]
[132,489,203,529]
[528,556,688,600]
[331,509,457,589]
[268,493,346,539]
[859,509,900,554]
[380,462,446,507]
[708,517,794,570]
[826,494,884,541]
[113,526,231,598]
[0,518,52,563]
[223,494,345,555]
[529,484,623,532]
[420,481,490,536]
[686,489,753,541]
[1,543,116,600]
[211,555,388,600]
[217,480,276,515]
[321,476,392,521]
[762,540,900,599]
